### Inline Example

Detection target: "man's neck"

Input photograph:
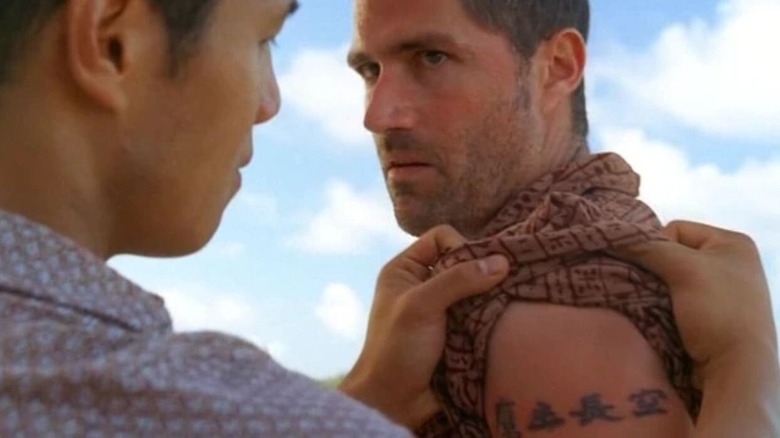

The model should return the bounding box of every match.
[0,90,113,260]
[461,136,591,240]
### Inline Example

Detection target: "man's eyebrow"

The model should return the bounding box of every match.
[392,33,461,52]
[286,0,300,17]
[347,32,466,68]
[346,49,370,69]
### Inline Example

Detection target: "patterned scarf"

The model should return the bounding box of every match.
[417,153,701,436]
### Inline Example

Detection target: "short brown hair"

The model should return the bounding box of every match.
[0,0,220,85]
[459,0,591,139]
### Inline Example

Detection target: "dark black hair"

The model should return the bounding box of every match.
[459,0,591,138]
[0,0,220,84]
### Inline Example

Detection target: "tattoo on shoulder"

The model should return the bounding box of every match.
[569,393,624,425]
[494,388,671,434]
[629,389,669,417]
[496,399,523,437]
[529,402,566,431]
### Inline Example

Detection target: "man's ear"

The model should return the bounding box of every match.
[64,0,151,111]
[536,28,587,115]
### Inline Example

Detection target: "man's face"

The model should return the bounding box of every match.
[112,0,294,256]
[350,0,549,238]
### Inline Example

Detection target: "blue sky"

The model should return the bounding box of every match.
[111,0,780,379]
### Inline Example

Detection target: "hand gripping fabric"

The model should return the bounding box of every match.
[416,153,701,437]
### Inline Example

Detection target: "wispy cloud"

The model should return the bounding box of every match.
[589,0,780,338]
[315,283,367,340]
[597,127,780,330]
[278,44,370,148]
[288,180,413,255]
[157,283,288,361]
[592,0,780,141]
[237,191,279,223]
[598,128,780,253]
[210,242,248,259]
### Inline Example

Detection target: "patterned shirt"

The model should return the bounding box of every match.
[0,209,410,437]
[418,153,700,436]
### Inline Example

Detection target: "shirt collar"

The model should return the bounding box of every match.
[0,209,172,333]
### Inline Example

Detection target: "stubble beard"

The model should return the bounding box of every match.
[383,85,534,239]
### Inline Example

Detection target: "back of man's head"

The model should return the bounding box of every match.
[0,0,220,86]
[0,0,289,259]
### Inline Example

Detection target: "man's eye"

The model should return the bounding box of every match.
[421,51,448,66]
[260,37,278,49]
[357,63,381,81]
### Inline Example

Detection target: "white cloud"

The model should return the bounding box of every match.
[157,284,287,361]
[590,0,780,342]
[265,341,289,361]
[278,45,370,147]
[209,242,247,259]
[597,127,780,343]
[237,191,279,222]
[593,0,780,141]
[598,128,780,253]
[288,180,413,255]
[314,283,367,340]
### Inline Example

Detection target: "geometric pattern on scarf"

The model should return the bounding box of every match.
[417,153,701,436]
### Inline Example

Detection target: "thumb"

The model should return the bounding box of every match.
[663,220,732,250]
[380,225,468,288]
[610,239,700,287]
[412,254,510,313]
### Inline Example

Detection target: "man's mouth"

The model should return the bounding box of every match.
[386,162,433,181]
[239,149,253,169]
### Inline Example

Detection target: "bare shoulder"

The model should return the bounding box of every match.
[484,303,693,437]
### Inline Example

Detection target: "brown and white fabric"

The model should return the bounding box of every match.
[417,153,701,436]
[0,209,410,437]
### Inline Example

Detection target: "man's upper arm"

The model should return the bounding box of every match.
[484,303,694,437]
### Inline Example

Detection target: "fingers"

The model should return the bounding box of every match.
[400,225,467,267]
[613,220,760,288]
[610,239,697,285]
[385,225,468,283]
[408,254,509,314]
[663,220,734,249]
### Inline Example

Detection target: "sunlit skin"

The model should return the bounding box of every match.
[349,0,696,436]
[349,0,588,239]
[0,0,297,259]
[0,1,773,434]
[0,1,517,431]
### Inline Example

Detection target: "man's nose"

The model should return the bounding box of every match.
[363,73,416,134]
[256,69,281,125]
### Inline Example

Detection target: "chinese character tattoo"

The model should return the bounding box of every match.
[569,394,624,426]
[528,402,566,431]
[496,398,523,437]
[630,389,669,417]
